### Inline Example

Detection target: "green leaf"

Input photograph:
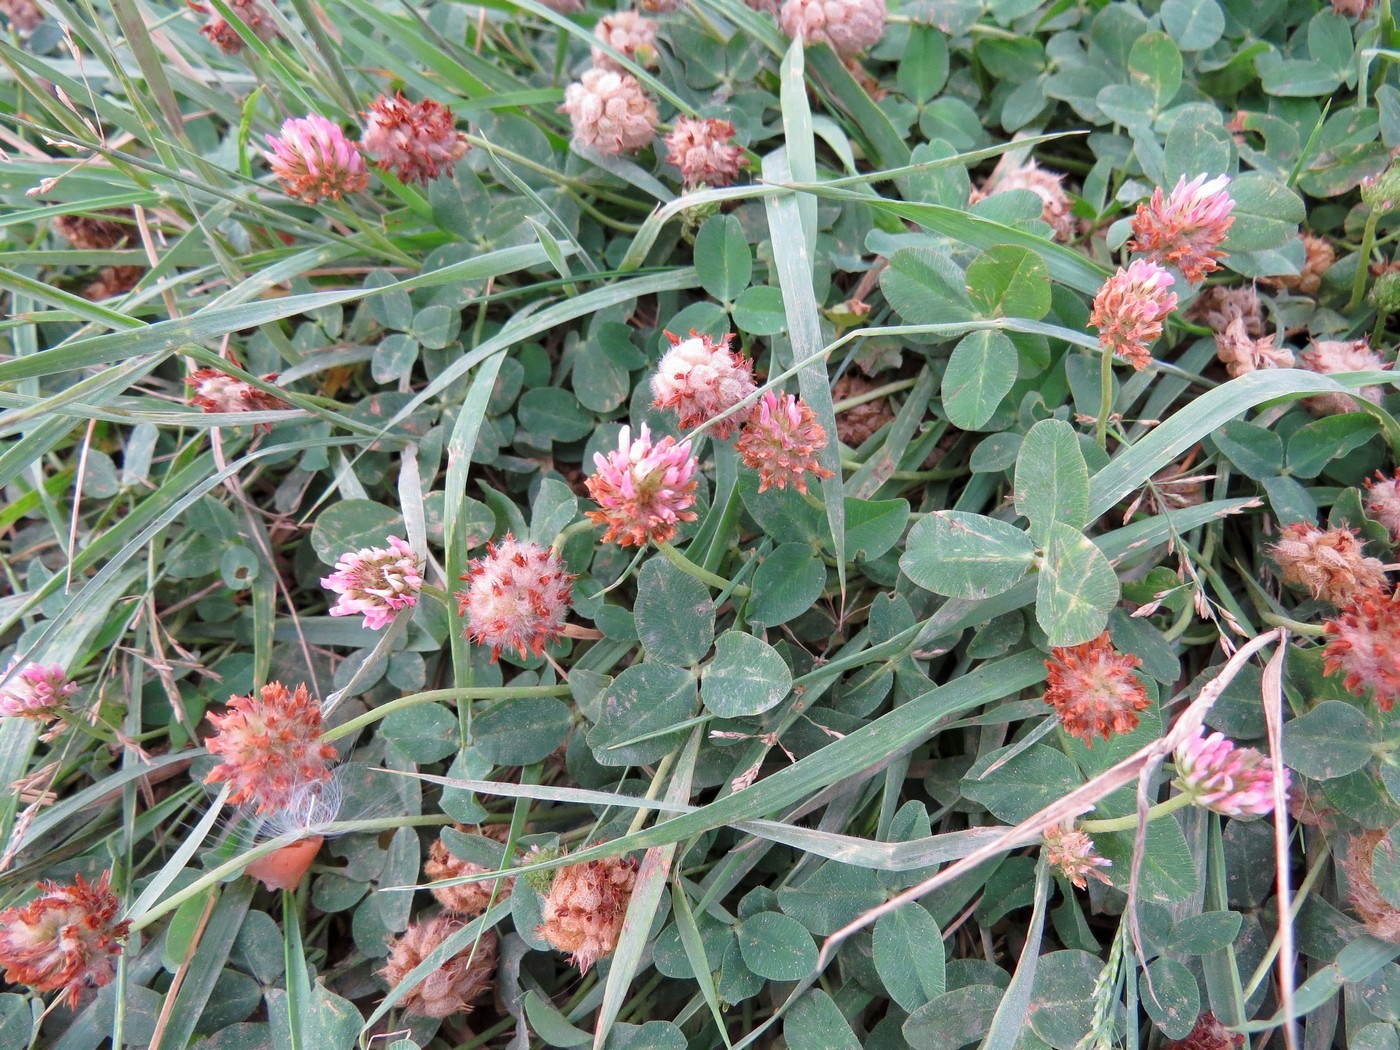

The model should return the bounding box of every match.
[702,631,792,718]
[943,330,1018,430]
[1036,523,1120,647]
[746,543,827,627]
[310,499,405,565]
[962,744,1083,824]
[587,663,697,766]
[473,696,573,766]
[1015,419,1090,545]
[732,285,788,335]
[1224,174,1306,252]
[1027,951,1102,1049]
[1167,911,1243,955]
[1129,33,1184,108]
[901,512,1036,601]
[634,557,715,666]
[530,478,578,547]
[1373,827,1400,908]
[410,303,461,349]
[880,247,976,325]
[1160,0,1225,50]
[736,912,818,981]
[898,26,949,102]
[1140,957,1201,1040]
[843,497,910,560]
[1287,415,1380,479]
[967,245,1051,320]
[1096,84,1156,128]
[1099,820,1200,904]
[381,702,459,764]
[1308,11,1356,78]
[1260,60,1342,98]
[784,990,862,1050]
[777,861,885,934]
[1284,701,1375,780]
[525,992,592,1048]
[1212,419,1284,480]
[904,986,1003,1050]
[875,906,946,1012]
[694,214,753,302]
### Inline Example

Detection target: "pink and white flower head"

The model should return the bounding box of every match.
[779,0,886,57]
[264,115,369,204]
[187,368,286,416]
[1365,470,1400,541]
[1173,728,1287,818]
[591,11,659,71]
[0,871,130,1007]
[458,535,574,661]
[664,117,746,190]
[0,660,77,720]
[560,68,658,156]
[1298,337,1390,416]
[651,329,756,438]
[735,391,836,494]
[361,93,469,186]
[1042,824,1112,890]
[585,424,699,547]
[1089,258,1178,371]
[321,535,423,630]
[1128,174,1236,284]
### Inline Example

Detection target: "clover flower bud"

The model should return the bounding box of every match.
[1173,729,1287,818]
[650,329,755,438]
[321,535,423,631]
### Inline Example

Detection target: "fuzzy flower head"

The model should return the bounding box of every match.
[561,68,658,156]
[193,0,278,54]
[1188,285,1262,337]
[1365,470,1400,540]
[1298,337,1390,417]
[585,424,699,547]
[187,368,286,415]
[1324,589,1400,712]
[1129,174,1236,284]
[650,329,756,438]
[1042,632,1151,746]
[1262,233,1335,296]
[1089,259,1178,371]
[779,0,886,57]
[321,535,422,631]
[1043,825,1112,890]
[426,835,513,918]
[0,660,77,721]
[1214,318,1293,380]
[203,681,337,814]
[1341,829,1400,943]
[1173,729,1287,818]
[537,851,639,973]
[591,11,658,71]
[1165,1013,1245,1050]
[0,872,130,1007]
[1269,522,1388,606]
[975,160,1074,243]
[457,535,574,660]
[664,117,746,190]
[361,93,469,186]
[734,391,836,494]
[264,115,369,204]
[381,917,497,1018]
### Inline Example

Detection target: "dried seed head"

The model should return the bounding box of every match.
[1164,1012,1245,1050]
[831,373,895,447]
[1128,173,1236,284]
[1365,470,1400,540]
[1213,317,1293,380]
[457,534,573,660]
[975,159,1075,242]
[591,11,659,71]
[1262,234,1336,296]
[1340,829,1400,943]
[380,916,498,1018]
[321,535,423,631]
[425,835,513,917]
[537,852,639,973]
[1298,337,1390,416]
[663,117,746,190]
[560,68,658,155]
[52,210,133,250]
[203,681,337,814]
[650,329,756,438]
[361,93,469,186]
[84,265,144,301]
[193,0,278,54]
[1089,258,1178,371]
[1042,632,1151,746]
[779,0,886,57]
[1323,588,1400,712]
[0,660,77,721]
[1269,522,1388,606]
[0,0,44,34]
[1187,285,1263,336]
[585,424,700,547]
[264,115,369,204]
[1173,728,1287,818]
[0,872,130,1007]
[734,391,836,494]
[1042,824,1112,889]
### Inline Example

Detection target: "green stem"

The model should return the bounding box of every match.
[656,540,750,596]
[627,748,679,835]
[1260,612,1326,638]
[1078,791,1195,834]
[323,685,571,742]
[551,518,597,557]
[831,377,917,413]
[1097,346,1114,450]
[1349,211,1381,312]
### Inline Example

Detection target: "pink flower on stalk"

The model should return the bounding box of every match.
[560,68,658,155]
[457,535,574,661]
[650,329,756,438]
[585,424,699,547]
[264,115,369,204]
[0,872,130,1007]
[361,93,469,186]
[0,660,77,720]
[1128,174,1236,284]
[734,391,836,494]
[1173,729,1287,818]
[321,535,423,630]
[1089,259,1178,371]
[664,117,746,190]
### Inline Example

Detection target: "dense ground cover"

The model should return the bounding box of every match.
[1,0,1400,1047]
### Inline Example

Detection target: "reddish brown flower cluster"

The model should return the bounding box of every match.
[192,0,278,54]
[1042,632,1151,746]
[457,534,574,660]
[1269,522,1388,606]
[734,391,837,494]
[663,117,746,190]
[203,681,337,813]
[381,915,498,1018]
[1214,318,1293,380]
[1261,233,1335,296]
[0,872,130,1007]
[1340,829,1400,943]
[1164,1013,1244,1050]
[425,834,513,918]
[52,210,133,250]
[1089,259,1177,371]
[537,851,638,973]
[361,93,469,186]
[1324,589,1400,712]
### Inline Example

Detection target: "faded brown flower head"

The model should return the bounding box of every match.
[831,373,895,447]
[1,0,44,34]
[1043,632,1151,746]
[0,872,130,1007]
[361,93,469,186]
[1269,522,1388,606]
[1298,337,1390,417]
[1043,825,1112,889]
[591,10,658,71]
[561,68,658,155]
[639,0,680,10]
[1331,0,1375,18]
[1187,285,1263,336]
[84,265,144,301]
[1365,470,1400,540]
[203,681,337,813]
[193,0,278,54]
[425,835,513,917]
[1261,234,1335,296]
[53,210,133,251]
[380,916,498,1018]
[664,117,746,189]
[973,159,1075,243]
[1341,829,1400,942]
[1164,1012,1245,1050]
[1324,588,1400,712]
[537,852,639,973]
[1214,317,1293,380]
[779,0,886,57]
